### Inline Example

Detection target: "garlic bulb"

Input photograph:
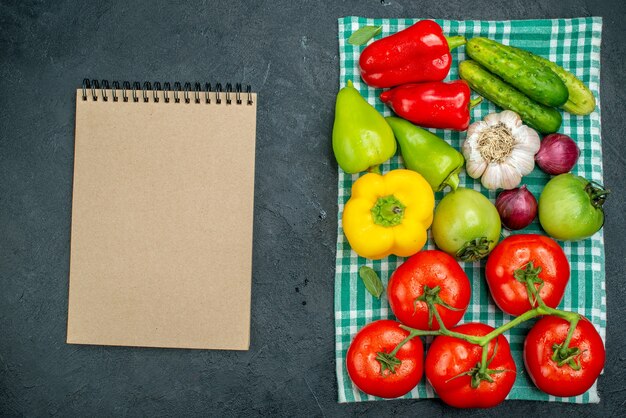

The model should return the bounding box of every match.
[462,110,540,190]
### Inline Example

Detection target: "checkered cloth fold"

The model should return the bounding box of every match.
[335,17,604,403]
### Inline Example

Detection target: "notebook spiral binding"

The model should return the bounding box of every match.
[81,79,253,105]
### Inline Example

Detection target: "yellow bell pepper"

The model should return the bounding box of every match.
[342,169,435,259]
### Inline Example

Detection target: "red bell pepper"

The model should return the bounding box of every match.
[359,20,465,89]
[380,80,482,131]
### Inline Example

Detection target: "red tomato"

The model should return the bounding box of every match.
[425,323,516,408]
[485,234,570,316]
[524,316,605,397]
[387,250,470,330]
[346,319,424,398]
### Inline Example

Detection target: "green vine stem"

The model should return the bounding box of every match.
[382,277,583,382]
[514,261,544,308]
[479,344,490,373]
[414,285,462,330]
[551,315,583,370]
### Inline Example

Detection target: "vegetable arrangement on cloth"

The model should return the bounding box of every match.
[334,17,606,405]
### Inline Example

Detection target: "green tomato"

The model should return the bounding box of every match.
[432,188,501,262]
[539,174,608,240]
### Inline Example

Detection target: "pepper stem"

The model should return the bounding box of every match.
[442,169,460,191]
[371,195,405,227]
[469,96,483,109]
[445,35,466,51]
[367,165,382,175]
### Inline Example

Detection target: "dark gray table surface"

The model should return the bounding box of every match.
[1,0,625,416]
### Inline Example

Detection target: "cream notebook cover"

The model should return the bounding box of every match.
[67,81,257,350]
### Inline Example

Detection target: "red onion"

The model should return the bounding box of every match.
[535,133,580,175]
[496,185,538,230]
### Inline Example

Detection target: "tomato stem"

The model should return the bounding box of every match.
[430,303,447,331]
[402,305,581,351]
[514,261,546,308]
[400,297,586,384]
[399,325,483,345]
[449,338,512,388]
[375,326,425,376]
[478,344,490,373]
[388,332,417,357]
[538,305,579,322]
[475,308,543,346]
[415,285,462,330]
[455,237,493,262]
[397,326,441,339]
[561,315,580,350]
[548,314,583,370]
[377,325,438,375]
[375,351,403,376]
[585,181,610,209]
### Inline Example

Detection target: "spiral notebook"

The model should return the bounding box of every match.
[67,80,257,350]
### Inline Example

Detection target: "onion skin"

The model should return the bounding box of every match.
[535,133,580,175]
[496,185,538,230]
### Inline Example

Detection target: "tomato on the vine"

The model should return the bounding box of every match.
[387,250,470,330]
[425,323,516,408]
[524,315,605,397]
[346,320,424,398]
[485,234,570,316]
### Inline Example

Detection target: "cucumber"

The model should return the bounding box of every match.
[459,60,562,134]
[511,46,596,115]
[466,37,569,107]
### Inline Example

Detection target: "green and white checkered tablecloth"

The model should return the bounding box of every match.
[335,17,604,404]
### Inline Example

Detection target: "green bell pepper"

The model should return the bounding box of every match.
[386,116,464,191]
[332,80,396,174]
